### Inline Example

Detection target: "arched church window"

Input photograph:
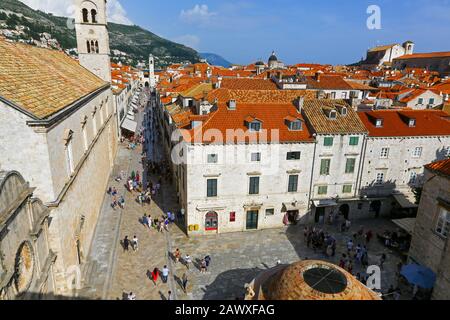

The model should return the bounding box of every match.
[86,40,91,53]
[82,8,89,23]
[91,9,97,23]
[95,41,99,53]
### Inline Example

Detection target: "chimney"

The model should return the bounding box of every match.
[228,99,237,110]
[217,76,222,88]
[315,71,321,82]
[296,96,304,113]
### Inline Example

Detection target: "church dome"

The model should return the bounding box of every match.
[258,260,381,300]
[255,60,265,66]
[268,51,278,62]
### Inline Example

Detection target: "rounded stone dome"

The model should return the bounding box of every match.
[259,260,381,300]
[268,51,278,62]
[255,61,265,66]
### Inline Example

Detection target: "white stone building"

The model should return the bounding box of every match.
[302,100,368,223]
[170,97,316,234]
[357,110,450,218]
[362,41,414,68]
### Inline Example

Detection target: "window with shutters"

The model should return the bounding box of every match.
[342,185,352,194]
[436,208,450,238]
[318,186,328,195]
[207,179,217,197]
[324,137,334,147]
[349,136,359,146]
[249,177,260,195]
[320,159,331,175]
[288,175,299,192]
[345,158,356,174]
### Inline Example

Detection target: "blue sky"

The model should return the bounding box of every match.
[23,0,450,65]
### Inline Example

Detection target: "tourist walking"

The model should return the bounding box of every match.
[162,265,170,283]
[151,267,159,284]
[123,236,130,252]
[182,273,188,293]
[132,235,139,252]
[167,290,173,301]
[174,248,181,264]
[127,292,136,300]
[148,215,153,229]
[200,259,207,273]
[204,255,211,268]
[184,254,192,270]
[347,239,354,254]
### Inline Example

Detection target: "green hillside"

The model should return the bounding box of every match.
[0,0,200,67]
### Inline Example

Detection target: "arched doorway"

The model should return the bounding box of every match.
[145,81,149,88]
[370,200,382,218]
[205,211,218,231]
[339,204,350,220]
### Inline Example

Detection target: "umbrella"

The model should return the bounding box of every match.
[400,263,436,289]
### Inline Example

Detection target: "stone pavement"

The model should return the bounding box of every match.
[169,218,409,300]
[82,92,411,300]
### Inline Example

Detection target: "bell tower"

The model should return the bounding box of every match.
[75,0,112,82]
[149,54,156,88]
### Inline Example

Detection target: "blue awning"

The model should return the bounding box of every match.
[400,263,436,289]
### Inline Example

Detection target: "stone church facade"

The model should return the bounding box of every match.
[0,0,118,297]
[0,171,56,300]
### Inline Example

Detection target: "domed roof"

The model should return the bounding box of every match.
[268,51,278,62]
[259,260,381,300]
[255,60,265,66]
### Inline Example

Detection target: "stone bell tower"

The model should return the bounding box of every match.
[75,0,112,82]
[149,54,156,88]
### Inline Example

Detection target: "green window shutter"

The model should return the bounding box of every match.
[324,137,334,147]
[345,158,356,173]
[318,186,328,195]
[249,177,260,194]
[207,179,217,197]
[342,185,352,193]
[349,136,359,146]
[320,159,331,175]
[288,175,298,192]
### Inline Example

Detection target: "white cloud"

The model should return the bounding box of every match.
[173,34,201,50]
[180,4,216,24]
[19,0,133,25]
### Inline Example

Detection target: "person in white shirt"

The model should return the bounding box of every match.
[132,235,139,251]
[162,265,169,283]
[184,255,192,270]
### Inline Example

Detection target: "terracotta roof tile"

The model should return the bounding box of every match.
[220,78,278,90]
[0,38,107,119]
[425,159,450,177]
[358,110,450,137]
[302,100,368,134]
[395,51,450,60]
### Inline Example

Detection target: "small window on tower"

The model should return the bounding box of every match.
[91,9,97,23]
[86,40,90,53]
[82,8,89,23]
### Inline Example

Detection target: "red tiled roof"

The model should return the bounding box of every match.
[358,110,450,137]
[425,159,450,177]
[395,51,450,60]
[306,75,353,90]
[184,103,314,144]
[220,78,278,90]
